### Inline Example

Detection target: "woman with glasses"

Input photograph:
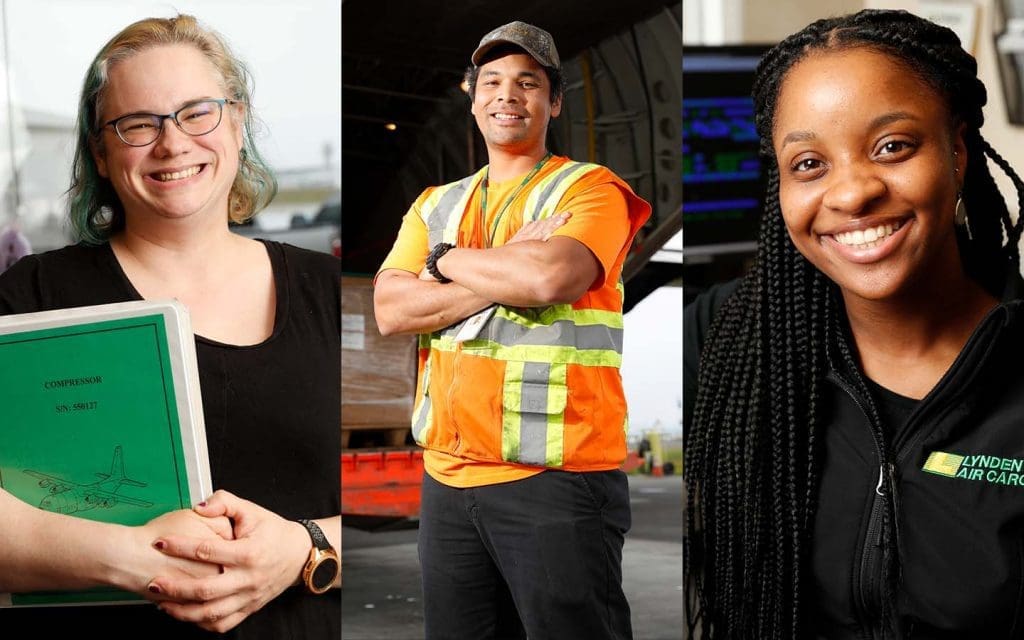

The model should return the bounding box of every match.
[0,14,340,638]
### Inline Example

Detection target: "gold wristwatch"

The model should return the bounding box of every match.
[297,519,340,594]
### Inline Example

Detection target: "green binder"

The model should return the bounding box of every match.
[0,300,211,606]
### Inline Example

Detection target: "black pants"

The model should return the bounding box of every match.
[418,469,633,640]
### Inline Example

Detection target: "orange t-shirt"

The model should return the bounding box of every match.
[377,156,634,487]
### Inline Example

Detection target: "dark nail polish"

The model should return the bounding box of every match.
[148,584,162,594]
[153,540,166,550]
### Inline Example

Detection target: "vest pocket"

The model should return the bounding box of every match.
[501,361,568,467]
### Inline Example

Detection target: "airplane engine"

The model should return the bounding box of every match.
[38,479,66,494]
[39,493,80,515]
[82,494,113,508]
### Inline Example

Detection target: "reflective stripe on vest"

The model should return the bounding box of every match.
[502,360,567,467]
[459,294,625,366]
[410,358,434,443]
[483,314,623,353]
[415,160,623,466]
[420,168,487,247]
[522,162,600,223]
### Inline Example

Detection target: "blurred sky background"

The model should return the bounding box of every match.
[1,0,681,438]
[622,284,683,437]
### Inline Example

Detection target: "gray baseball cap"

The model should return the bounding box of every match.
[471,21,561,70]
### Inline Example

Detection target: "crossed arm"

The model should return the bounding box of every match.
[375,213,600,336]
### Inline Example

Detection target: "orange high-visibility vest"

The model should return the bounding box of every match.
[410,159,651,470]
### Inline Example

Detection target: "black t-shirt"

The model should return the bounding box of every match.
[865,377,920,437]
[0,241,340,639]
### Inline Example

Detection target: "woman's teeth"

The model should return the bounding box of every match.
[833,221,902,250]
[156,165,201,182]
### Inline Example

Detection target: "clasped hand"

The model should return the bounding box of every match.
[143,490,309,633]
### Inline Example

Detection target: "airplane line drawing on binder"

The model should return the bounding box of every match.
[22,445,153,514]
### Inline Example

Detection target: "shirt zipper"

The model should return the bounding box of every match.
[447,340,463,453]
[827,304,1010,639]
[829,371,886,640]
[823,301,1007,634]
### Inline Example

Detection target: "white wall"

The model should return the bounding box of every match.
[742,0,863,42]
[683,0,861,44]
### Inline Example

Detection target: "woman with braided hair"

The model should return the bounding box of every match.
[684,9,1024,639]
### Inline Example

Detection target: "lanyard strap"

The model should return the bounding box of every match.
[479,152,552,248]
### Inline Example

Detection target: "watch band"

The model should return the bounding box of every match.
[298,518,331,551]
[426,242,454,283]
[297,519,339,594]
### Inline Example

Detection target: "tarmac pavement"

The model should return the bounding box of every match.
[341,473,683,639]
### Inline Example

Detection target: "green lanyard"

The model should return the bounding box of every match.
[479,152,552,248]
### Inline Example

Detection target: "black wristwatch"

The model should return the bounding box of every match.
[297,519,340,594]
[425,242,455,283]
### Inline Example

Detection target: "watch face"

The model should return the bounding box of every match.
[312,556,340,590]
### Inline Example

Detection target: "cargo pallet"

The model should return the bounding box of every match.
[342,447,423,518]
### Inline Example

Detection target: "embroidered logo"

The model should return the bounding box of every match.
[923,451,1024,487]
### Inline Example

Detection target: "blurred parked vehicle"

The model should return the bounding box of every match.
[233,190,340,255]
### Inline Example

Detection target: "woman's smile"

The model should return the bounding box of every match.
[819,217,912,264]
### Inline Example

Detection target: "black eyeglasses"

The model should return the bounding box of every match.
[103,98,238,147]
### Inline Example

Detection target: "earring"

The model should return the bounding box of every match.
[955,191,972,240]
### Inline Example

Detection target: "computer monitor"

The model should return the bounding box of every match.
[683,44,773,259]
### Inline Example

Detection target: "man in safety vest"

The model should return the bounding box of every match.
[374,20,651,640]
